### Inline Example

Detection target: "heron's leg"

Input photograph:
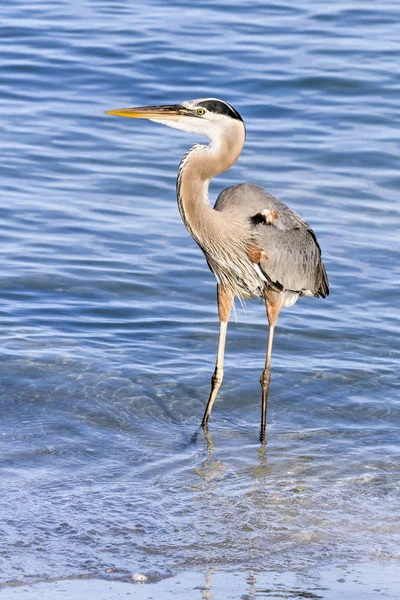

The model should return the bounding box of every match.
[260,293,281,443]
[201,285,233,427]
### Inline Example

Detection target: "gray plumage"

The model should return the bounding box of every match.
[214,183,329,305]
[107,97,330,442]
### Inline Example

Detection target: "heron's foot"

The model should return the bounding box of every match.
[191,425,203,445]
[260,399,268,443]
[201,414,209,428]
[259,430,266,444]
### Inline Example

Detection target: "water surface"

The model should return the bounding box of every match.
[0,0,399,597]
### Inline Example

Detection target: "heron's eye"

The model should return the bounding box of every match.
[197,108,205,116]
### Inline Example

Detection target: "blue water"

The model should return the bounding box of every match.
[0,0,399,597]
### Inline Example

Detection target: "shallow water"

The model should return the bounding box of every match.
[2,564,400,599]
[0,0,399,596]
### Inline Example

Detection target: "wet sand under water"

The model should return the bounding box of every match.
[2,563,400,599]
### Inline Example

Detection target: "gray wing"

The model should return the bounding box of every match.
[214,183,329,297]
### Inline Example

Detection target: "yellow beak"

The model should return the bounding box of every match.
[106,104,187,119]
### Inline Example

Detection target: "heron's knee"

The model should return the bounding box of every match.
[211,368,223,388]
[260,369,271,388]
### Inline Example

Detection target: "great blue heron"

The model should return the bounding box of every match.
[107,98,329,442]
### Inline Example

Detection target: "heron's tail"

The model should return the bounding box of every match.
[317,262,329,298]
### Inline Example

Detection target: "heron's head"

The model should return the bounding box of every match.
[106,98,245,146]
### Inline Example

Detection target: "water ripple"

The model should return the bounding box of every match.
[0,0,399,593]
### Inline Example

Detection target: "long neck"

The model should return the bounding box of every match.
[176,121,245,247]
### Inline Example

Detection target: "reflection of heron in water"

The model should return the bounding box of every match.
[198,568,257,599]
[107,98,329,442]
